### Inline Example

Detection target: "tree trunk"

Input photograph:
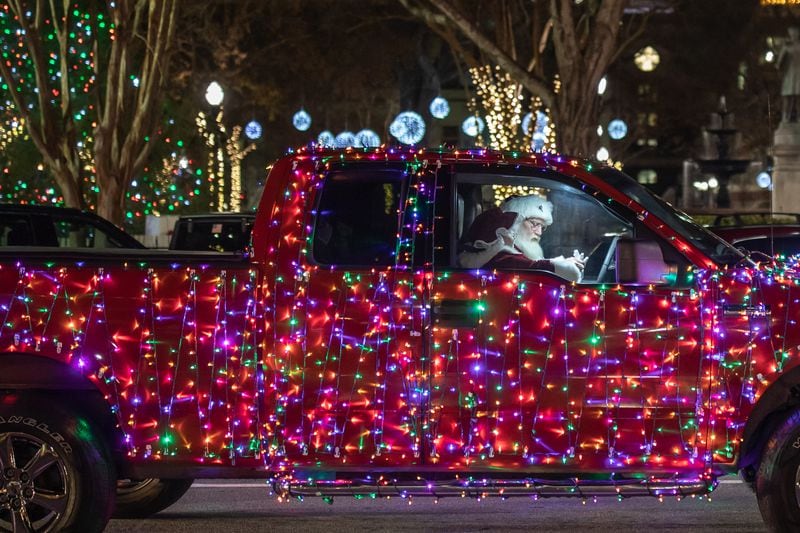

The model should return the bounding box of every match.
[50,168,84,210]
[96,177,125,225]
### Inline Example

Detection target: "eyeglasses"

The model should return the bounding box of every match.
[524,218,547,231]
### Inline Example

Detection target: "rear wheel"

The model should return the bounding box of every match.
[755,407,800,532]
[113,478,193,518]
[0,394,115,532]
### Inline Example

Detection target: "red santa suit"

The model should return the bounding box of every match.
[457,195,583,281]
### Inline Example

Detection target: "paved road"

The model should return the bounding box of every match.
[106,477,766,532]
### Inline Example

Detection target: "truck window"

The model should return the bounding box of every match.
[171,218,254,252]
[452,174,632,282]
[0,215,32,246]
[312,170,405,266]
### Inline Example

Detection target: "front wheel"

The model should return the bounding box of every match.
[113,478,193,518]
[756,407,800,532]
[0,394,115,532]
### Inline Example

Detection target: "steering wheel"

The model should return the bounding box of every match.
[596,235,620,283]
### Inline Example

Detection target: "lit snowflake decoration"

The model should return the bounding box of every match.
[429,96,450,119]
[355,129,381,148]
[607,119,628,140]
[461,116,485,137]
[244,120,262,140]
[292,109,312,131]
[519,111,552,152]
[390,111,426,145]
[317,130,335,147]
[334,131,356,148]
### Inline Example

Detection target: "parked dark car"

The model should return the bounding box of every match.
[688,209,800,256]
[169,213,255,252]
[0,203,145,248]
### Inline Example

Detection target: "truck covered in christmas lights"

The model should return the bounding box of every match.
[2,147,800,532]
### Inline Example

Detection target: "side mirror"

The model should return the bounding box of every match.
[615,238,675,285]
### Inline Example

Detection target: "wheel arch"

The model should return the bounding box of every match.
[739,365,800,481]
[0,352,128,474]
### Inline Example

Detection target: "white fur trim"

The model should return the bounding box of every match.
[501,195,553,226]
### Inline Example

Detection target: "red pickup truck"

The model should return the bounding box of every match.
[1,148,798,531]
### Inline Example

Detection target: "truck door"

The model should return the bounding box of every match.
[276,162,428,468]
[427,164,705,471]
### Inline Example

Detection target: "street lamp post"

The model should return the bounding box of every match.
[198,81,255,212]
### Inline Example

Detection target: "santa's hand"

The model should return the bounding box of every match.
[572,249,586,268]
[551,257,583,282]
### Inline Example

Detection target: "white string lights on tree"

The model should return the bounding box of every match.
[389,111,426,145]
[293,109,312,131]
[470,65,523,150]
[429,96,450,119]
[225,125,256,212]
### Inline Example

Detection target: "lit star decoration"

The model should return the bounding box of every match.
[1,148,795,501]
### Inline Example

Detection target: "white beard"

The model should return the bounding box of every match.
[514,237,544,260]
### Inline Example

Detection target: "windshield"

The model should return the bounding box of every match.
[592,167,746,265]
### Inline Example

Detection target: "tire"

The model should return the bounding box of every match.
[756,407,800,532]
[113,478,193,518]
[0,393,115,532]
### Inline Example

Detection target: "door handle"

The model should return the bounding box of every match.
[432,299,481,328]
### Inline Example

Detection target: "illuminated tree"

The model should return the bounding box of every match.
[401,0,648,156]
[0,1,178,224]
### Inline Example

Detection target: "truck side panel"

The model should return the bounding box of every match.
[0,259,264,467]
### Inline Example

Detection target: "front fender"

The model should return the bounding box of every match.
[739,365,800,478]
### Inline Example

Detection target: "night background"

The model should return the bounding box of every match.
[0,0,794,236]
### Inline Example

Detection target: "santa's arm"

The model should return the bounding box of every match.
[457,238,505,268]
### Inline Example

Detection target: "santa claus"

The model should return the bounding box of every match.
[457,194,585,281]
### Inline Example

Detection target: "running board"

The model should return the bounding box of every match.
[273,475,717,500]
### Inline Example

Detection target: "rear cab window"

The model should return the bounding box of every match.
[312,169,406,266]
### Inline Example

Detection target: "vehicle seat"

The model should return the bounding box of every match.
[457,187,484,241]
